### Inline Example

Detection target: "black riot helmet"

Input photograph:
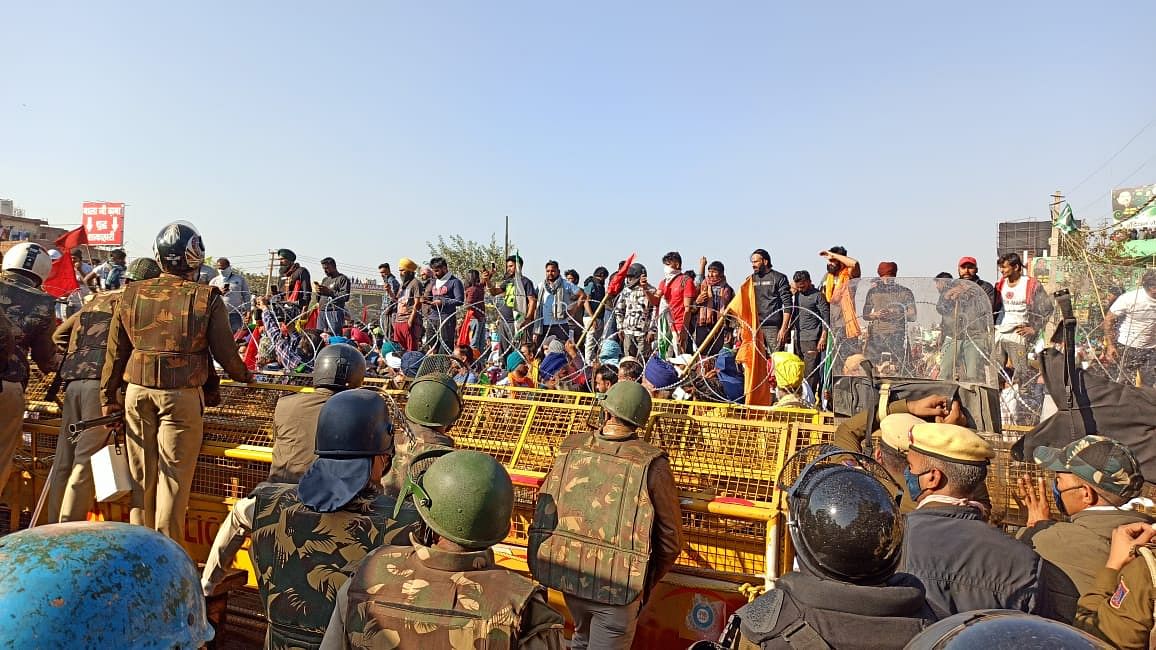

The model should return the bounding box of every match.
[903,609,1111,650]
[778,445,904,585]
[153,221,205,275]
[312,343,366,390]
[314,389,393,457]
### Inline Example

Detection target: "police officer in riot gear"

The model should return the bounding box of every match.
[529,380,685,650]
[0,242,57,494]
[202,388,420,649]
[382,372,461,492]
[269,342,366,483]
[906,609,1110,649]
[734,446,935,649]
[321,446,565,649]
[102,221,252,541]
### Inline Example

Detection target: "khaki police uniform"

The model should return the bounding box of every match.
[102,274,250,540]
[1076,549,1156,649]
[268,387,335,483]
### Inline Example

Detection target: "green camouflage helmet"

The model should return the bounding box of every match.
[404,374,463,428]
[124,258,162,282]
[601,380,652,428]
[395,447,513,550]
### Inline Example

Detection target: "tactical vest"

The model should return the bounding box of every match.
[120,275,214,388]
[528,430,665,605]
[249,483,420,649]
[59,291,121,382]
[0,273,57,385]
[343,543,539,649]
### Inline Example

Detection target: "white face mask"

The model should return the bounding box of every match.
[663,264,676,278]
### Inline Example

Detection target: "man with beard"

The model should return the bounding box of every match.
[313,256,351,335]
[537,260,584,346]
[273,248,312,321]
[482,255,538,359]
[749,249,792,355]
[956,255,1000,318]
[693,260,735,357]
[426,256,464,354]
[392,257,424,352]
[582,266,609,364]
[862,262,916,374]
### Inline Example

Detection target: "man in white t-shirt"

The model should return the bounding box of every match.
[993,252,1052,400]
[1104,270,1156,386]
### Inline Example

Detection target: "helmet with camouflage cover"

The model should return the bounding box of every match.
[404,374,462,428]
[153,220,205,275]
[395,447,513,550]
[312,343,366,390]
[1033,435,1145,499]
[601,380,652,428]
[123,258,162,283]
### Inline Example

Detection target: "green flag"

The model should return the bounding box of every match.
[1055,202,1077,234]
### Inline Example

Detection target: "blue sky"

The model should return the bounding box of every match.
[3,1,1155,284]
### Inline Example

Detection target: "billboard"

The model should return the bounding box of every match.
[82,201,125,245]
[1112,184,1156,229]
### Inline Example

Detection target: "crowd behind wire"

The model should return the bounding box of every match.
[67,242,1156,425]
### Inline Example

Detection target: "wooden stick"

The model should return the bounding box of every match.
[575,291,613,347]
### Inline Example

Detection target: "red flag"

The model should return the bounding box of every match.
[457,309,475,349]
[304,305,319,330]
[607,253,637,296]
[361,305,369,323]
[43,226,87,298]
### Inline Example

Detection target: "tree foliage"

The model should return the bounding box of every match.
[426,234,513,278]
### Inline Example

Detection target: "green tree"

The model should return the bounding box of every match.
[426,234,513,278]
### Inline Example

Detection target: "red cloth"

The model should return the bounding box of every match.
[607,253,636,296]
[244,325,262,371]
[457,309,475,349]
[349,327,371,346]
[304,306,319,330]
[43,226,87,298]
[658,273,695,332]
[393,321,422,352]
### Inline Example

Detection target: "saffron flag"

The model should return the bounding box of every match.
[43,226,87,298]
[727,277,772,406]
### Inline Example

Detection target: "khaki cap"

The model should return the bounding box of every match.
[908,422,994,466]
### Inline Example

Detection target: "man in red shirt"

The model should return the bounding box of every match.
[648,251,696,354]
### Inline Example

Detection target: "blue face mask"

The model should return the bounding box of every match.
[904,467,931,502]
[1052,480,1069,517]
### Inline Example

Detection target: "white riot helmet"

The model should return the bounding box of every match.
[2,243,53,284]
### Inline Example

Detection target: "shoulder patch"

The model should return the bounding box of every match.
[1110,577,1130,609]
[736,589,785,642]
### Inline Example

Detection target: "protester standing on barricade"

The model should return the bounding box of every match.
[693,259,735,358]
[315,256,351,335]
[101,221,253,541]
[615,262,652,360]
[651,251,695,355]
[537,260,584,347]
[0,243,58,497]
[209,256,251,334]
[1103,269,1156,387]
[790,270,829,395]
[378,262,401,339]
[582,266,609,364]
[425,256,463,354]
[463,268,487,357]
[392,257,424,352]
[483,254,537,359]
[46,258,161,523]
[994,252,1053,403]
[273,248,312,321]
[749,249,792,356]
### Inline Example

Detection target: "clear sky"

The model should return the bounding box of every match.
[3,1,1155,284]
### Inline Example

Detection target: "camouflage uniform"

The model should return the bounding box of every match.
[248,483,421,650]
[46,290,122,522]
[269,387,336,483]
[0,271,57,494]
[528,423,685,650]
[381,420,455,494]
[101,274,250,540]
[321,533,564,650]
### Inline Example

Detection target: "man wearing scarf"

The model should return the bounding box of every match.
[613,263,652,360]
[274,248,312,321]
[536,260,584,347]
[693,260,734,357]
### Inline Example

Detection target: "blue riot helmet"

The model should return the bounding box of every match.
[0,521,214,649]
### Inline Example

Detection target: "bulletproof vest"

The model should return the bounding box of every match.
[249,483,421,650]
[381,420,455,494]
[59,291,120,382]
[528,430,665,605]
[0,273,56,385]
[120,275,214,388]
[343,543,539,649]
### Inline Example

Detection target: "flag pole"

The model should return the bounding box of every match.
[575,292,611,347]
[677,305,732,378]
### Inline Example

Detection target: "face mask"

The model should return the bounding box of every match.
[903,467,931,502]
[1052,481,1069,517]
[279,261,292,274]
[663,264,676,278]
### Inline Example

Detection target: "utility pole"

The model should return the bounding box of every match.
[1049,190,1064,258]
[504,215,509,261]
[266,250,276,297]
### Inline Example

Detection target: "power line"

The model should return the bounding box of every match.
[1067,114,1156,196]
